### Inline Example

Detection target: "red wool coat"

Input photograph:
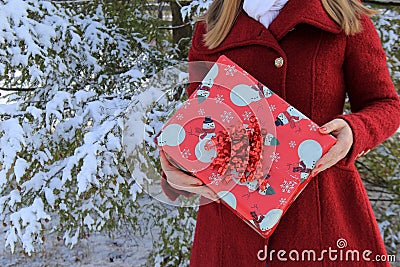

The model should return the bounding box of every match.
[161,0,400,266]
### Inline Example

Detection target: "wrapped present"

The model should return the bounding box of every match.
[156,55,336,238]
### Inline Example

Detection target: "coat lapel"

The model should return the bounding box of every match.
[191,11,280,54]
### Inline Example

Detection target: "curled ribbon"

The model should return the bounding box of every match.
[209,115,265,183]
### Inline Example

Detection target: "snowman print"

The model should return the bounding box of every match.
[230,84,263,107]
[263,86,274,98]
[197,63,219,104]
[263,133,280,146]
[251,209,283,231]
[157,124,186,147]
[258,184,276,195]
[294,139,323,183]
[231,171,275,195]
[217,191,237,209]
[252,82,274,99]
[231,170,259,192]
[258,175,276,195]
[275,106,307,128]
[195,117,217,163]
[197,85,210,104]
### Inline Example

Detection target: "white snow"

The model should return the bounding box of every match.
[0,225,153,267]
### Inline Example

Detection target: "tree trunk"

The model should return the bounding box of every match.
[170,0,192,58]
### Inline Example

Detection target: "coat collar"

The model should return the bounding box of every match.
[192,0,342,54]
[268,0,342,39]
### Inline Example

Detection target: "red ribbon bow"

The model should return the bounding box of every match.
[209,115,264,183]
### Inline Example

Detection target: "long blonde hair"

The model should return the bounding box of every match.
[200,0,377,49]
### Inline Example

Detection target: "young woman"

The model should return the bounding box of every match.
[159,0,400,266]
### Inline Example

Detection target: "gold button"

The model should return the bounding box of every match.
[275,57,284,68]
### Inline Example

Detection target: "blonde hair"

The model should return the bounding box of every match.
[200,0,377,49]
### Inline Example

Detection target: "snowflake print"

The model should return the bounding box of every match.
[209,173,223,185]
[221,111,233,123]
[191,169,198,175]
[308,122,318,131]
[182,101,191,109]
[215,94,224,104]
[279,198,287,205]
[289,141,296,148]
[176,114,184,121]
[256,103,264,112]
[198,108,205,115]
[242,111,252,121]
[270,152,280,162]
[224,65,238,76]
[280,180,297,193]
[181,148,191,159]
[243,71,249,76]
[269,105,276,112]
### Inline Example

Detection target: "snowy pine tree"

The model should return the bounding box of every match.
[0,0,174,255]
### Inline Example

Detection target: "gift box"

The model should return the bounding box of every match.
[156,55,336,238]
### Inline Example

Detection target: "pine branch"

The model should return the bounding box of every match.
[0,87,37,92]
[158,22,191,30]
[369,198,395,202]
[365,0,400,5]
[365,187,392,195]
[356,160,389,186]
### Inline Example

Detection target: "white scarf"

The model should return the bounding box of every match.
[243,0,289,29]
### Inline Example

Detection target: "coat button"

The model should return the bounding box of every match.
[275,57,284,68]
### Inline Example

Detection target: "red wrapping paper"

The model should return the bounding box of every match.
[156,55,336,238]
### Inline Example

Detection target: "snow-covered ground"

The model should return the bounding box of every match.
[0,224,154,267]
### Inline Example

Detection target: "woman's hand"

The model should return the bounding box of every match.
[159,150,220,203]
[311,118,354,177]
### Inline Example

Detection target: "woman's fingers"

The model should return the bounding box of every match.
[160,151,202,185]
[195,186,220,203]
[159,150,175,171]
[168,177,220,203]
[167,170,204,188]
[312,139,347,171]
[312,119,353,176]
[159,150,220,202]
[319,118,346,134]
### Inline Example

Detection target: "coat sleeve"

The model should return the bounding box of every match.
[337,15,400,165]
[160,22,208,201]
